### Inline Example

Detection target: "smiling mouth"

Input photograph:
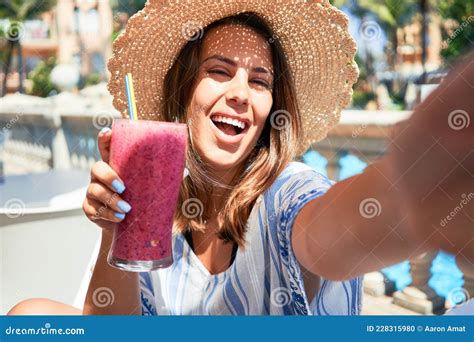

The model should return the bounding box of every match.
[210,115,248,136]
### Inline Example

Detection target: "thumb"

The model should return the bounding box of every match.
[97,127,112,163]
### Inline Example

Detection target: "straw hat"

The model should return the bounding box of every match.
[107,0,358,155]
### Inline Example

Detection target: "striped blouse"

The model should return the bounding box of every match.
[139,161,363,315]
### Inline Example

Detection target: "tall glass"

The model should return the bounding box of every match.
[107,119,187,272]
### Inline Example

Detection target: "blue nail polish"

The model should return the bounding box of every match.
[115,212,125,220]
[117,200,132,213]
[112,179,126,194]
[100,127,111,134]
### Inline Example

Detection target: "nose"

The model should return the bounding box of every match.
[225,69,250,107]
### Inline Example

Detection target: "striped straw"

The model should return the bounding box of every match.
[125,73,138,120]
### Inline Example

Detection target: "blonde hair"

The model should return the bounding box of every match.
[161,12,302,248]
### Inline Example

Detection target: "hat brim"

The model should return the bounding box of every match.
[107,0,358,156]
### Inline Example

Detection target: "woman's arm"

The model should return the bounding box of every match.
[293,54,474,281]
[83,230,141,315]
[292,158,425,280]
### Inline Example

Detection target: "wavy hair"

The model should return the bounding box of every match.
[161,12,302,248]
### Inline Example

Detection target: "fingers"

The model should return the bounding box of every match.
[86,182,132,215]
[83,196,128,224]
[87,159,132,230]
[90,161,126,195]
[97,127,112,163]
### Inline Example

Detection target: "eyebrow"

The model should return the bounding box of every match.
[202,54,274,78]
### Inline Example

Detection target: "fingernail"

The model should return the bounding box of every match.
[100,127,111,135]
[115,212,125,220]
[117,200,132,213]
[183,167,189,179]
[112,179,126,194]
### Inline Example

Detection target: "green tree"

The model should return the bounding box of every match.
[0,0,56,96]
[357,0,420,70]
[351,54,376,109]
[28,56,58,97]
[111,0,146,16]
[436,0,474,65]
[332,0,420,69]
[0,26,6,68]
[110,0,146,42]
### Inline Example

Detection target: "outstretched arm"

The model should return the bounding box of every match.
[293,54,474,280]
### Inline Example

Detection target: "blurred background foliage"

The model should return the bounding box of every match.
[0,0,472,105]
[28,56,58,97]
[331,0,473,109]
[437,0,474,63]
[0,0,57,96]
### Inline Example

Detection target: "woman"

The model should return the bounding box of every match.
[8,1,473,316]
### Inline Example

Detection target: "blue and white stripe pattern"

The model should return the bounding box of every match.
[139,162,363,315]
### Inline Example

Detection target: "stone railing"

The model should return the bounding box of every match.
[0,93,471,314]
[0,91,119,177]
[312,110,410,179]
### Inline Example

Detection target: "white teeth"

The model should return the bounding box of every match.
[212,115,246,130]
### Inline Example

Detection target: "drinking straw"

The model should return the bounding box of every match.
[128,73,138,121]
[125,73,138,120]
[124,74,133,120]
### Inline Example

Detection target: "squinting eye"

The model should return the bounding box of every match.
[208,69,272,90]
[252,80,271,89]
[208,69,229,77]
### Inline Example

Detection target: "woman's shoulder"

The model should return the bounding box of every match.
[268,161,334,196]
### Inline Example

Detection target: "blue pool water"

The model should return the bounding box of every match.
[302,150,464,298]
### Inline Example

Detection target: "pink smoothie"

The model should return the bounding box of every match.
[108,119,187,271]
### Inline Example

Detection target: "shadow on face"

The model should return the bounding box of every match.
[187,23,274,177]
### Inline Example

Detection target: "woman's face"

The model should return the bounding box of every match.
[187,24,274,174]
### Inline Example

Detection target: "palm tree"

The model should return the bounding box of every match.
[357,0,420,70]
[436,0,474,65]
[0,0,56,96]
